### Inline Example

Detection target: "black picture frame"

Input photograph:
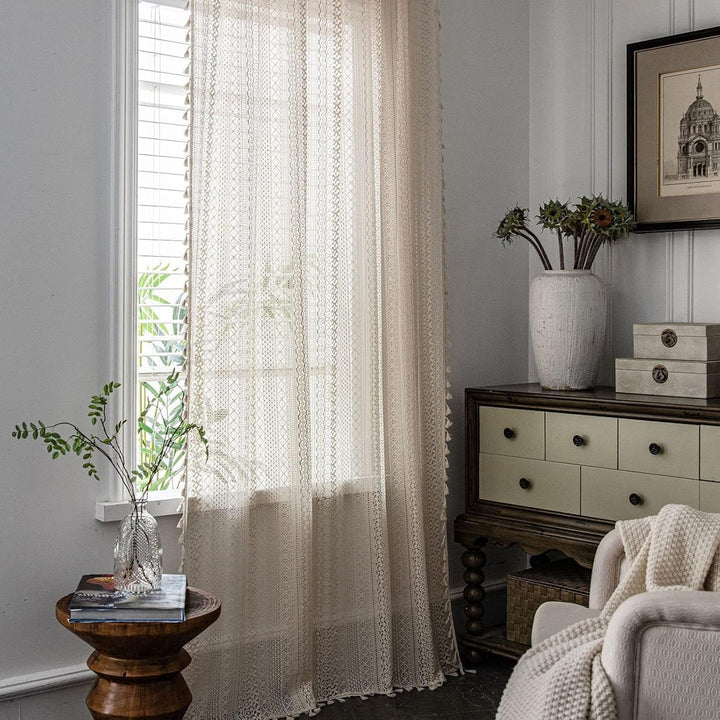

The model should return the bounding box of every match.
[627,26,720,233]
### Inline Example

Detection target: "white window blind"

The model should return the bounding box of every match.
[136,0,190,491]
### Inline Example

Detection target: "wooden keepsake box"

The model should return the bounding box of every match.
[616,357,720,399]
[633,323,720,362]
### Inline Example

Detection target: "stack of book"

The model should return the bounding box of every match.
[68,574,187,623]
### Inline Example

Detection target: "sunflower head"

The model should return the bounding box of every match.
[537,199,570,230]
[493,205,530,245]
[561,195,634,240]
[592,208,613,228]
[583,196,636,239]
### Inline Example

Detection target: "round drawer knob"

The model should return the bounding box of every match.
[503,427,515,439]
[628,493,643,506]
[572,434,585,447]
[648,443,663,456]
[518,477,531,490]
[652,365,669,384]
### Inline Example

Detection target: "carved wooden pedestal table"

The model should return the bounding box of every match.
[56,587,221,720]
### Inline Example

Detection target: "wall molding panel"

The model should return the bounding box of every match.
[665,236,675,320]
[667,0,696,323]
[590,0,614,383]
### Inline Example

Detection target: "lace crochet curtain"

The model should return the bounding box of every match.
[182,1,458,717]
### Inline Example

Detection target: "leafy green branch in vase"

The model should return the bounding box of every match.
[11,371,208,503]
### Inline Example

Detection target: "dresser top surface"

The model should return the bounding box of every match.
[466,383,720,421]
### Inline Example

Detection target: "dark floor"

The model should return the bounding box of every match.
[315,655,515,720]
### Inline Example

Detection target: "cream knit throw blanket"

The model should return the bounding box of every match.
[496,504,720,720]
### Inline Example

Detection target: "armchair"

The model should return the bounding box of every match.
[532,528,720,720]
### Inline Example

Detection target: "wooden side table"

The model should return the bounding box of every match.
[56,587,221,720]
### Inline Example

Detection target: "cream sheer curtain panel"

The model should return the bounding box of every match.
[181,1,459,717]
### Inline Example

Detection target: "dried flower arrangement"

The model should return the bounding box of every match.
[494,195,636,270]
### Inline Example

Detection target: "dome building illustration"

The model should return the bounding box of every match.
[676,75,720,179]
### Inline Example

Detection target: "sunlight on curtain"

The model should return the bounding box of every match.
[182,1,458,717]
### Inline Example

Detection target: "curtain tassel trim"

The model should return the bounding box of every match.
[177,0,193,572]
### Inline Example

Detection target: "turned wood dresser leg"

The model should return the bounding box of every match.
[460,537,488,664]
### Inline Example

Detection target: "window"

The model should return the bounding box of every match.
[99,0,189,518]
[136,0,190,492]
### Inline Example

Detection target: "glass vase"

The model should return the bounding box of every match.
[113,499,163,593]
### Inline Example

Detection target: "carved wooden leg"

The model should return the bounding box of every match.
[461,538,488,664]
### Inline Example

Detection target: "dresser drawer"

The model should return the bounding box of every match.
[581,467,699,521]
[479,454,579,514]
[701,426,720,481]
[546,412,617,468]
[700,480,720,512]
[617,419,699,479]
[479,407,544,460]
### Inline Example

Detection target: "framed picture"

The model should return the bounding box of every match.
[628,26,720,232]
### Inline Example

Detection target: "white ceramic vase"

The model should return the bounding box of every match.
[529,270,606,390]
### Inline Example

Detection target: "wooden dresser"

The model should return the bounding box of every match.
[455,384,720,661]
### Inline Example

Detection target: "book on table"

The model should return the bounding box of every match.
[68,574,187,623]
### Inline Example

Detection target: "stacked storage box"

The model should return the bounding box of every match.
[616,323,720,399]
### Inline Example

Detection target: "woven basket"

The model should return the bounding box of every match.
[506,558,591,646]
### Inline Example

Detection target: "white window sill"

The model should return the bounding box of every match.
[95,489,184,522]
[95,478,380,521]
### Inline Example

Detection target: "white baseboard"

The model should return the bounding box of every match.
[0,664,94,702]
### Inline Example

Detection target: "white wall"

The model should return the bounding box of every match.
[529,0,720,386]
[0,2,180,716]
[440,0,531,590]
[0,0,114,679]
